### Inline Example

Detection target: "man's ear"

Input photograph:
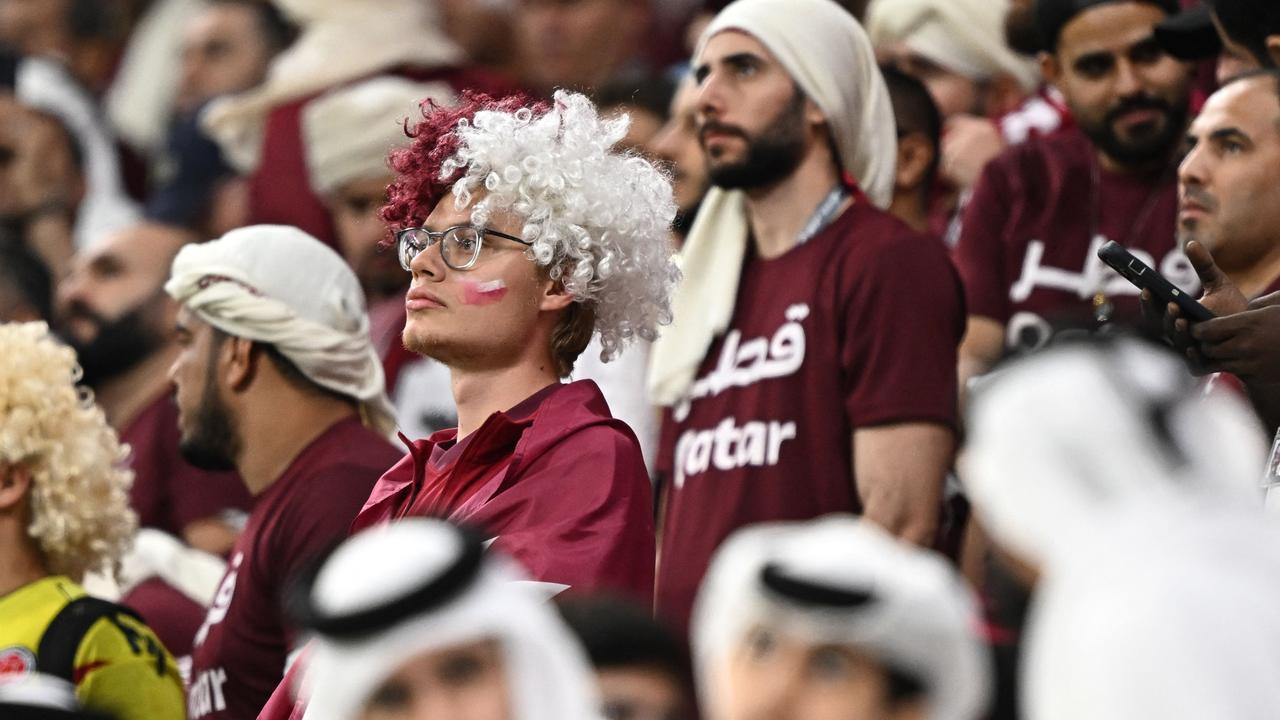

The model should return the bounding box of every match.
[224,335,257,392]
[895,132,936,193]
[0,465,33,512]
[1267,34,1280,68]
[539,278,576,313]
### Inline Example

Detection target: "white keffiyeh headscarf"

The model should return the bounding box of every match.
[693,515,991,720]
[165,224,396,435]
[647,0,896,406]
[865,0,1040,91]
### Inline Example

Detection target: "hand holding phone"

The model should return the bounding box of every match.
[1097,241,1215,323]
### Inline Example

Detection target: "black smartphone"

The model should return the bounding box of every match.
[1096,241,1214,322]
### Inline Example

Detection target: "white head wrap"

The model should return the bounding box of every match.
[17,58,140,248]
[298,519,600,720]
[865,0,1040,92]
[693,515,991,720]
[646,0,896,406]
[203,0,463,173]
[165,224,396,435]
[962,337,1267,569]
[1023,503,1280,720]
[303,77,457,197]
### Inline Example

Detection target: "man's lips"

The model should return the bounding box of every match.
[405,287,446,311]
[1113,107,1162,128]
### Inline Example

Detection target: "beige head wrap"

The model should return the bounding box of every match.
[165,225,397,435]
[648,0,896,406]
[203,0,463,173]
[866,0,1040,92]
[303,77,457,197]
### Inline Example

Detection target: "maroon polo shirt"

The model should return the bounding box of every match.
[655,199,966,637]
[353,380,655,603]
[186,417,400,720]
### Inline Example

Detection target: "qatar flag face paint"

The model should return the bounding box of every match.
[461,279,508,306]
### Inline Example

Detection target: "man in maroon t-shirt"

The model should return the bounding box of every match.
[347,88,678,601]
[164,225,402,720]
[955,0,1197,387]
[56,222,253,660]
[648,0,964,636]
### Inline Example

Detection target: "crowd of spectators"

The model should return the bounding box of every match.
[3,0,1280,719]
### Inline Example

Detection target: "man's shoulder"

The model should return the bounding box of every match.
[525,381,642,457]
[299,419,402,479]
[985,127,1092,182]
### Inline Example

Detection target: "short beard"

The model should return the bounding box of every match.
[178,339,240,472]
[1079,96,1189,169]
[63,298,166,387]
[705,88,809,191]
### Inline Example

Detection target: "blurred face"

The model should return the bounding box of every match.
[0,0,68,53]
[401,194,567,371]
[1045,2,1192,169]
[648,78,709,227]
[1177,76,1280,275]
[694,31,820,191]
[515,0,640,93]
[359,639,512,720]
[328,175,404,302]
[879,45,982,119]
[599,666,690,720]
[170,309,240,471]
[1213,14,1266,85]
[604,105,664,152]
[177,2,275,112]
[712,625,916,720]
[57,223,190,385]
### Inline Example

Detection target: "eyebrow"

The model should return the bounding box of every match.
[1209,127,1253,145]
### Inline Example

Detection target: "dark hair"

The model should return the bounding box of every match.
[879,64,942,194]
[556,595,692,681]
[593,75,678,124]
[211,0,297,53]
[1210,0,1280,68]
[0,238,52,321]
[208,327,355,405]
[1036,0,1180,52]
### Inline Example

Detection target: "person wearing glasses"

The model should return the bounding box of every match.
[349,88,678,604]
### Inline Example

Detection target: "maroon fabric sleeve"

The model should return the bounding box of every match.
[120,577,206,659]
[954,156,1015,323]
[840,228,964,430]
[485,426,655,605]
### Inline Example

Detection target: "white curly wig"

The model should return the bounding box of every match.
[440,90,681,362]
[0,322,136,581]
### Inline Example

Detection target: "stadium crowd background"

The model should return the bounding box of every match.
[3,0,1280,719]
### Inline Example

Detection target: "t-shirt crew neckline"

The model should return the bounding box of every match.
[747,202,856,268]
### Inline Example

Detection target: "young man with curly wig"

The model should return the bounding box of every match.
[351,89,680,602]
[0,322,185,720]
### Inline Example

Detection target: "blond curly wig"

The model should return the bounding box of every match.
[0,322,136,580]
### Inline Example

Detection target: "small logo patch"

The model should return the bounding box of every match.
[0,646,35,678]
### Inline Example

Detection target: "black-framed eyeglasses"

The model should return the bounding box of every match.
[395,224,532,271]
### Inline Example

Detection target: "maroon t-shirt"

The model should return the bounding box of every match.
[186,418,399,720]
[954,127,1197,354]
[121,393,252,537]
[654,201,965,634]
[354,381,655,603]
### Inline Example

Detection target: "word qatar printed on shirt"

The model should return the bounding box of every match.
[672,304,809,488]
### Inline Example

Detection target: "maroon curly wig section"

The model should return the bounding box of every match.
[379,90,549,248]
